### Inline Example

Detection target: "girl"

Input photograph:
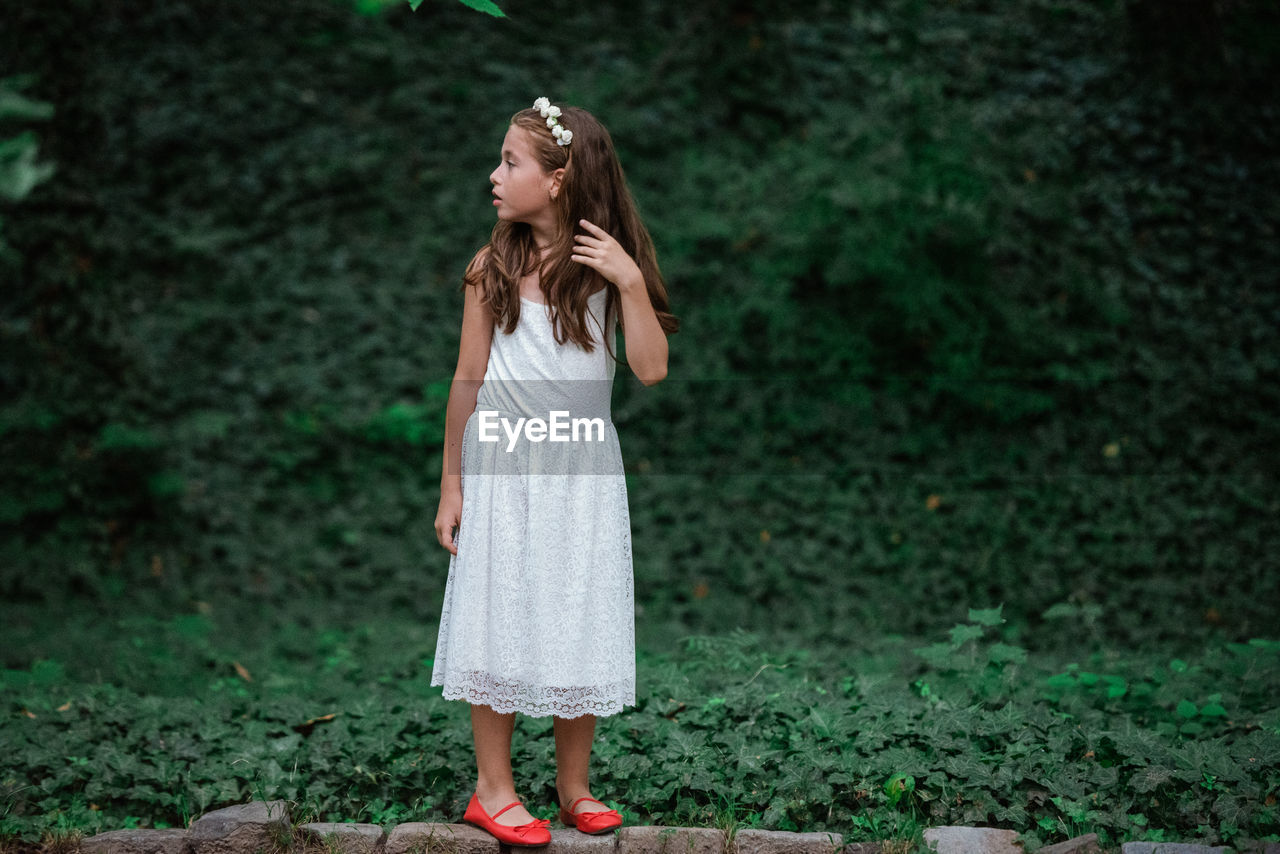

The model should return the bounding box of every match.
[431,98,678,847]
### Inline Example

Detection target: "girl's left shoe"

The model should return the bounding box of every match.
[558,797,623,834]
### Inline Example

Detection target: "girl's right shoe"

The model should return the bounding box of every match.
[463,792,552,847]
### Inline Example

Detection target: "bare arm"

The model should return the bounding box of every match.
[614,275,669,386]
[441,257,495,493]
[435,250,494,554]
[572,219,669,386]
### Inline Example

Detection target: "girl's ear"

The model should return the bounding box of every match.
[549,167,565,199]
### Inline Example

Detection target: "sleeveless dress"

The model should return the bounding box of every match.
[430,288,636,718]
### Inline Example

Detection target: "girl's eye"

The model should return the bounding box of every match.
[507,160,516,168]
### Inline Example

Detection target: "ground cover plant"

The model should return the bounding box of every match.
[2,0,1278,850]
[3,605,1279,850]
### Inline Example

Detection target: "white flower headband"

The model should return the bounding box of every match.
[533,96,572,147]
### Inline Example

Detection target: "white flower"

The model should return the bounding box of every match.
[531,97,572,146]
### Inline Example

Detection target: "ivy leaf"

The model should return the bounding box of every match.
[454,0,506,16]
[1176,700,1198,718]
[913,642,954,668]
[949,623,985,647]
[968,605,1006,626]
[1130,766,1173,793]
[1041,602,1078,619]
[988,643,1027,665]
[1212,793,1251,826]
[1046,672,1076,690]
[1104,676,1128,699]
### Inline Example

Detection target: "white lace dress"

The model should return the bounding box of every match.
[431,288,636,718]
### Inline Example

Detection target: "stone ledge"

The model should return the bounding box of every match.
[64,800,1262,854]
[299,822,387,854]
[188,799,293,854]
[620,826,726,854]
[731,829,843,854]
[385,822,498,854]
[79,827,191,854]
[1121,844,1234,854]
[1034,834,1100,854]
[923,827,1023,854]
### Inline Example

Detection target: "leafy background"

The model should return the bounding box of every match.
[1,0,1278,850]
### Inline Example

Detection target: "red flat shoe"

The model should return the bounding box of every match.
[558,796,623,834]
[463,792,551,847]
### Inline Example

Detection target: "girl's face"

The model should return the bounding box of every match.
[489,125,559,225]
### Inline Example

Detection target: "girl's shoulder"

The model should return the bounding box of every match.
[465,244,493,278]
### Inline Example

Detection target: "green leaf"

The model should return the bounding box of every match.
[1046,672,1076,691]
[967,605,1005,626]
[1176,700,1198,718]
[1041,602,1078,619]
[1199,703,1227,717]
[0,131,57,201]
[1104,676,1128,699]
[988,642,1027,665]
[913,642,953,667]
[454,0,505,16]
[949,623,985,647]
[0,78,56,121]
[883,773,914,806]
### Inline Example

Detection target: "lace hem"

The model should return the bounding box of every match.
[431,669,634,719]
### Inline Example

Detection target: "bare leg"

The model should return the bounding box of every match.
[553,713,601,812]
[471,704,536,825]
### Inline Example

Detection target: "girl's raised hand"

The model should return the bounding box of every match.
[571,219,643,292]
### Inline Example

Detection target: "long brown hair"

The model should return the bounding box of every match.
[465,104,679,360]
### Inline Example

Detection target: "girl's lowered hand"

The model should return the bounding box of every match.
[434,491,462,555]
[571,219,643,292]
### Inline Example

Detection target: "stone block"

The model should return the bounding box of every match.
[618,826,725,854]
[545,826,620,854]
[300,822,387,853]
[1121,844,1232,854]
[840,844,882,854]
[923,827,1024,854]
[1034,834,1100,854]
[188,800,292,854]
[731,828,844,854]
[385,822,499,854]
[1234,841,1280,854]
[80,828,191,854]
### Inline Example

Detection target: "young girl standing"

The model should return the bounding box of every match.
[431,98,678,847]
